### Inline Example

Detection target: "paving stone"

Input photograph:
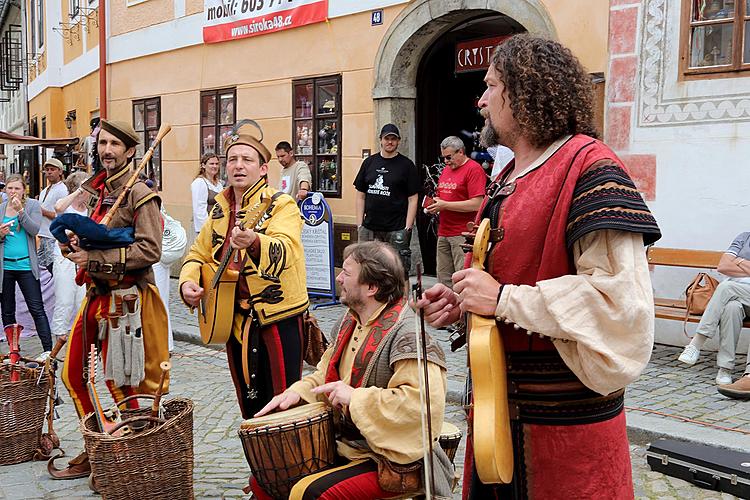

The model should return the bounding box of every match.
[1,278,746,499]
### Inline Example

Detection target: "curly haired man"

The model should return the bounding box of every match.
[416,34,661,499]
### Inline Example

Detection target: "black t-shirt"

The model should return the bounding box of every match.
[354,153,420,232]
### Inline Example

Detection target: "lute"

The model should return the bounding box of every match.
[198,195,271,345]
[466,218,514,483]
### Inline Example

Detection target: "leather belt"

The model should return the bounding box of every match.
[3,256,29,262]
[505,350,625,425]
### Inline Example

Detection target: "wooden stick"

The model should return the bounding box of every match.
[150,361,171,420]
[100,122,171,227]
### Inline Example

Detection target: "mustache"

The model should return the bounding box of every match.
[480,108,490,119]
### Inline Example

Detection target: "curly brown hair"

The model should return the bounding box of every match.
[491,34,598,148]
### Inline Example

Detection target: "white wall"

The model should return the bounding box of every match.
[633,0,750,353]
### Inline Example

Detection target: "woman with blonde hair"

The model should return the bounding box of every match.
[50,170,90,338]
[190,153,223,233]
[0,174,53,359]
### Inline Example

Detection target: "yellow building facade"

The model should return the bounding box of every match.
[28,0,609,267]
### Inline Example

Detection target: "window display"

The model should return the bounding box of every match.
[292,76,342,198]
[683,0,749,76]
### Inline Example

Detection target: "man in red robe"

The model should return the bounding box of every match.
[416,34,661,499]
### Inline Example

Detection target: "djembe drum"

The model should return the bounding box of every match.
[239,402,336,499]
[438,421,463,464]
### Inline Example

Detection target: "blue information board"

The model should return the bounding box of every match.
[299,193,338,308]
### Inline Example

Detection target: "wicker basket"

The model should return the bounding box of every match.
[0,360,49,465]
[82,396,194,500]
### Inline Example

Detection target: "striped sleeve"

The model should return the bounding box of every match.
[566,162,661,247]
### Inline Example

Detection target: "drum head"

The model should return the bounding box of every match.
[240,402,329,430]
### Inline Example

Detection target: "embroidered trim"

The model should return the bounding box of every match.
[566,164,660,246]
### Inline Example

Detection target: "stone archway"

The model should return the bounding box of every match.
[372,0,558,273]
[372,0,559,162]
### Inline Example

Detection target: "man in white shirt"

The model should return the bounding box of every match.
[275,141,312,201]
[37,158,68,273]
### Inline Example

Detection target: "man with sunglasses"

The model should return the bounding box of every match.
[425,136,486,288]
[354,123,419,278]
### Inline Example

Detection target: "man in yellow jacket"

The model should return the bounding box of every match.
[180,124,308,417]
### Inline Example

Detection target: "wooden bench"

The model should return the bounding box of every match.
[647,247,750,327]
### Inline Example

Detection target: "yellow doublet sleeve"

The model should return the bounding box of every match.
[347,359,446,465]
[249,197,304,279]
[178,218,216,306]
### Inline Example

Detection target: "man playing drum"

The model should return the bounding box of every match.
[50,120,170,479]
[180,123,309,418]
[254,241,454,500]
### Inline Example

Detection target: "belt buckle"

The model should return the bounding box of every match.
[101,263,115,273]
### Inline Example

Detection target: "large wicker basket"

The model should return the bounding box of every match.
[0,359,49,465]
[82,396,194,500]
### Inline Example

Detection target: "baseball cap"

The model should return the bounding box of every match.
[379,124,401,139]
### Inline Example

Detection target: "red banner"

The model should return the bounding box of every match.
[203,0,327,44]
[455,36,510,74]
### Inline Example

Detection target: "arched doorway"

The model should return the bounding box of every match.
[372,0,557,274]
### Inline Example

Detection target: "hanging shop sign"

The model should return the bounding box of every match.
[455,35,510,74]
[203,0,328,44]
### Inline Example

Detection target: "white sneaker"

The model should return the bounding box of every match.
[36,351,51,363]
[678,344,700,365]
[716,368,733,385]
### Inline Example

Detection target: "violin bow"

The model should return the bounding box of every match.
[413,264,436,497]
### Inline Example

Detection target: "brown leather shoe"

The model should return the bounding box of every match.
[48,451,91,480]
[717,374,750,400]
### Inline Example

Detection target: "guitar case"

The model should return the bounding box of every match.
[646,438,750,498]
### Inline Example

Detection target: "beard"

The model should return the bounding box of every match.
[479,119,500,149]
[479,113,519,150]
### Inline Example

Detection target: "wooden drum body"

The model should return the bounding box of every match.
[239,402,335,499]
[438,421,463,464]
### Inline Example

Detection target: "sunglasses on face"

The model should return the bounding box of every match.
[440,154,453,161]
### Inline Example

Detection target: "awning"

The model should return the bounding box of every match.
[0,130,79,146]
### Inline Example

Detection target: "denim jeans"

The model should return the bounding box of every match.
[1,269,53,351]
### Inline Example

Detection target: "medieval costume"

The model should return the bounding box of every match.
[179,177,309,417]
[252,299,454,500]
[464,134,661,499]
[60,146,170,419]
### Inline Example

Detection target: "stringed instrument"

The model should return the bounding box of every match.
[198,195,271,344]
[467,218,514,484]
[87,345,129,436]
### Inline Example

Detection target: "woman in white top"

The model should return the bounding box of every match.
[50,171,89,338]
[190,153,224,233]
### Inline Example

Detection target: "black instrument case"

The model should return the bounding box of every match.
[646,438,750,498]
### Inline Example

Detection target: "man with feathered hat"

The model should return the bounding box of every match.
[180,120,309,417]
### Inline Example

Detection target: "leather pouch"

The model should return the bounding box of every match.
[375,457,423,494]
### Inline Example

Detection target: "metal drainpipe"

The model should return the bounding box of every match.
[18,0,30,136]
[98,0,106,119]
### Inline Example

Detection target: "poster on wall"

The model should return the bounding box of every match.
[300,192,338,306]
[203,0,328,44]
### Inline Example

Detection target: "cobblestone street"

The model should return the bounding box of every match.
[0,278,746,499]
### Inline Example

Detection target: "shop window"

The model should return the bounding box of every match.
[681,0,750,77]
[200,88,236,170]
[292,75,342,198]
[36,0,43,49]
[132,97,162,188]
